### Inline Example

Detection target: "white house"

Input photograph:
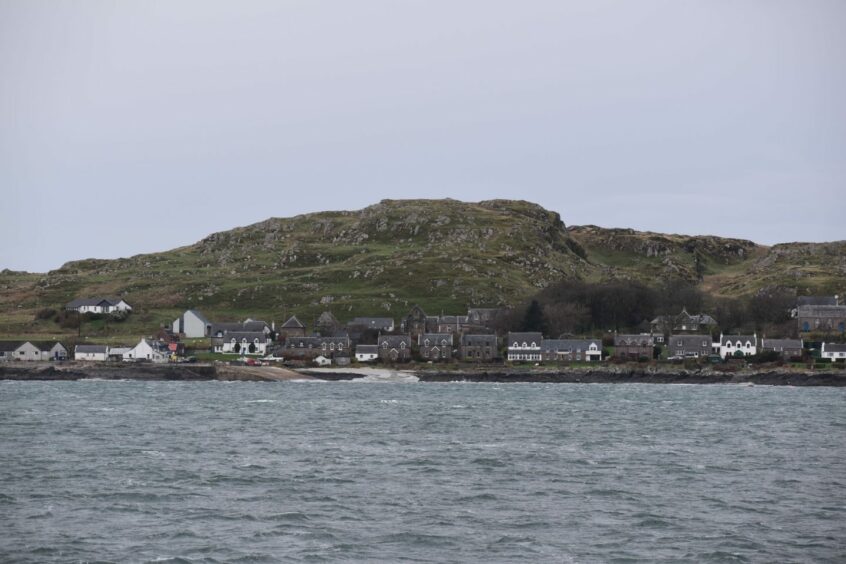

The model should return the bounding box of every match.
[66,298,132,314]
[507,332,543,362]
[74,345,109,361]
[123,338,168,363]
[313,355,332,367]
[215,332,270,355]
[355,344,379,362]
[821,343,846,361]
[717,333,758,359]
[33,342,68,361]
[0,341,39,361]
[172,309,212,338]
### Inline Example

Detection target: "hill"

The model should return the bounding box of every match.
[1,199,843,339]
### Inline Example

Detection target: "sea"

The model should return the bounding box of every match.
[1,380,844,563]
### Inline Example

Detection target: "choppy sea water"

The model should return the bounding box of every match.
[1,381,844,563]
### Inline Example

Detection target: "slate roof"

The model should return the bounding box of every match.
[220,332,267,342]
[419,333,453,346]
[350,317,394,328]
[824,343,846,353]
[461,334,497,346]
[761,339,803,351]
[355,345,379,354]
[66,298,115,308]
[0,341,24,352]
[720,334,757,346]
[668,335,712,347]
[281,316,305,329]
[541,339,601,352]
[378,335,411,347]
[614,334,654,346]
[75,345,108,354]
[507,332,543,345]
[30,341,66,351]
[797,296,837,307]
[797,305,846,317]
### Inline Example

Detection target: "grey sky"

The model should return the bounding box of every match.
[1,1,844,273]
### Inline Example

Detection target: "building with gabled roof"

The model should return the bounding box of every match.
[506,332,543,362]
[278,315,307,338]
[541,339,602,362]
[460,334,498,362]
[418,333,453,361]
[718,333,758,359]
[378,334,411,362]
[172,309,212,338]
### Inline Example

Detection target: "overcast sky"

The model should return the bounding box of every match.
[1,1,844,272]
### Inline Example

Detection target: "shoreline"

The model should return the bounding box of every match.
[1,362,844,386]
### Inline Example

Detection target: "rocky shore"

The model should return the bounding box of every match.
[1,362,844,386]
[0,362,310,382]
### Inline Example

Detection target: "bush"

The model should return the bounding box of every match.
[35,308,57,321]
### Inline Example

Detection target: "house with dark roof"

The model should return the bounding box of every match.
[506,332,543,362]
[541,339,602,362]
[761,338,804,359]
[285,335,351,359]
[718,333,758,359]
[460,334,498,362]
[797,305,846,333]
[614,334,654,360]
[66,298,132,314]
[355,344,379,363]
[350,317,395,332]
[278,316,307,338]
[418,333,453,361]
[378,335,411,362]
[667,335,712,358]
[821,343,846,361]
[0,341,68,361]
[74,344,109,361]
[213,332,270,355]
[651,308,717,339]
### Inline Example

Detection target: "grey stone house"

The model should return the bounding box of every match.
[760,338,804,359]
[460,334,498,362]
[667,334,712,358]
[541,339,602,362]
[614,334,654,359]
[651,308,717,338]
[378,335,412,362]
[278,316,307,338]
[418,333,454,361]
[350,317,395,333]
[797,305,846,333]
[285,335,351,359]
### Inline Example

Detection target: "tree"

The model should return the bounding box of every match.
[521,300,548,334]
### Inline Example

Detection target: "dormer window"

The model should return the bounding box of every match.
[330,343,335,350]
[424,339,430,346]
[522,342,527,348]
[382,342,388,349]
[230,338,236,344]
[400,342,406,349]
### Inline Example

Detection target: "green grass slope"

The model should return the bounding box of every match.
[1,199,842,340]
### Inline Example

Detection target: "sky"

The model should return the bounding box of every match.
[1,0,844,273]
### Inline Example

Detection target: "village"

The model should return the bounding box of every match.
[1,295,845,368]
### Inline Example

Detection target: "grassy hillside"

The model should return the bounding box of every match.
[1,199,843,341]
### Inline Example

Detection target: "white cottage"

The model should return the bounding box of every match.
[74,345,109,361]
[355,344,379,362]
[123,338,168,363]
[821,343,846,361]
[215,332,270,355]
[717,333,758,359]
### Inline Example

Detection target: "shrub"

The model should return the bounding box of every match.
[35,308,56,321]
